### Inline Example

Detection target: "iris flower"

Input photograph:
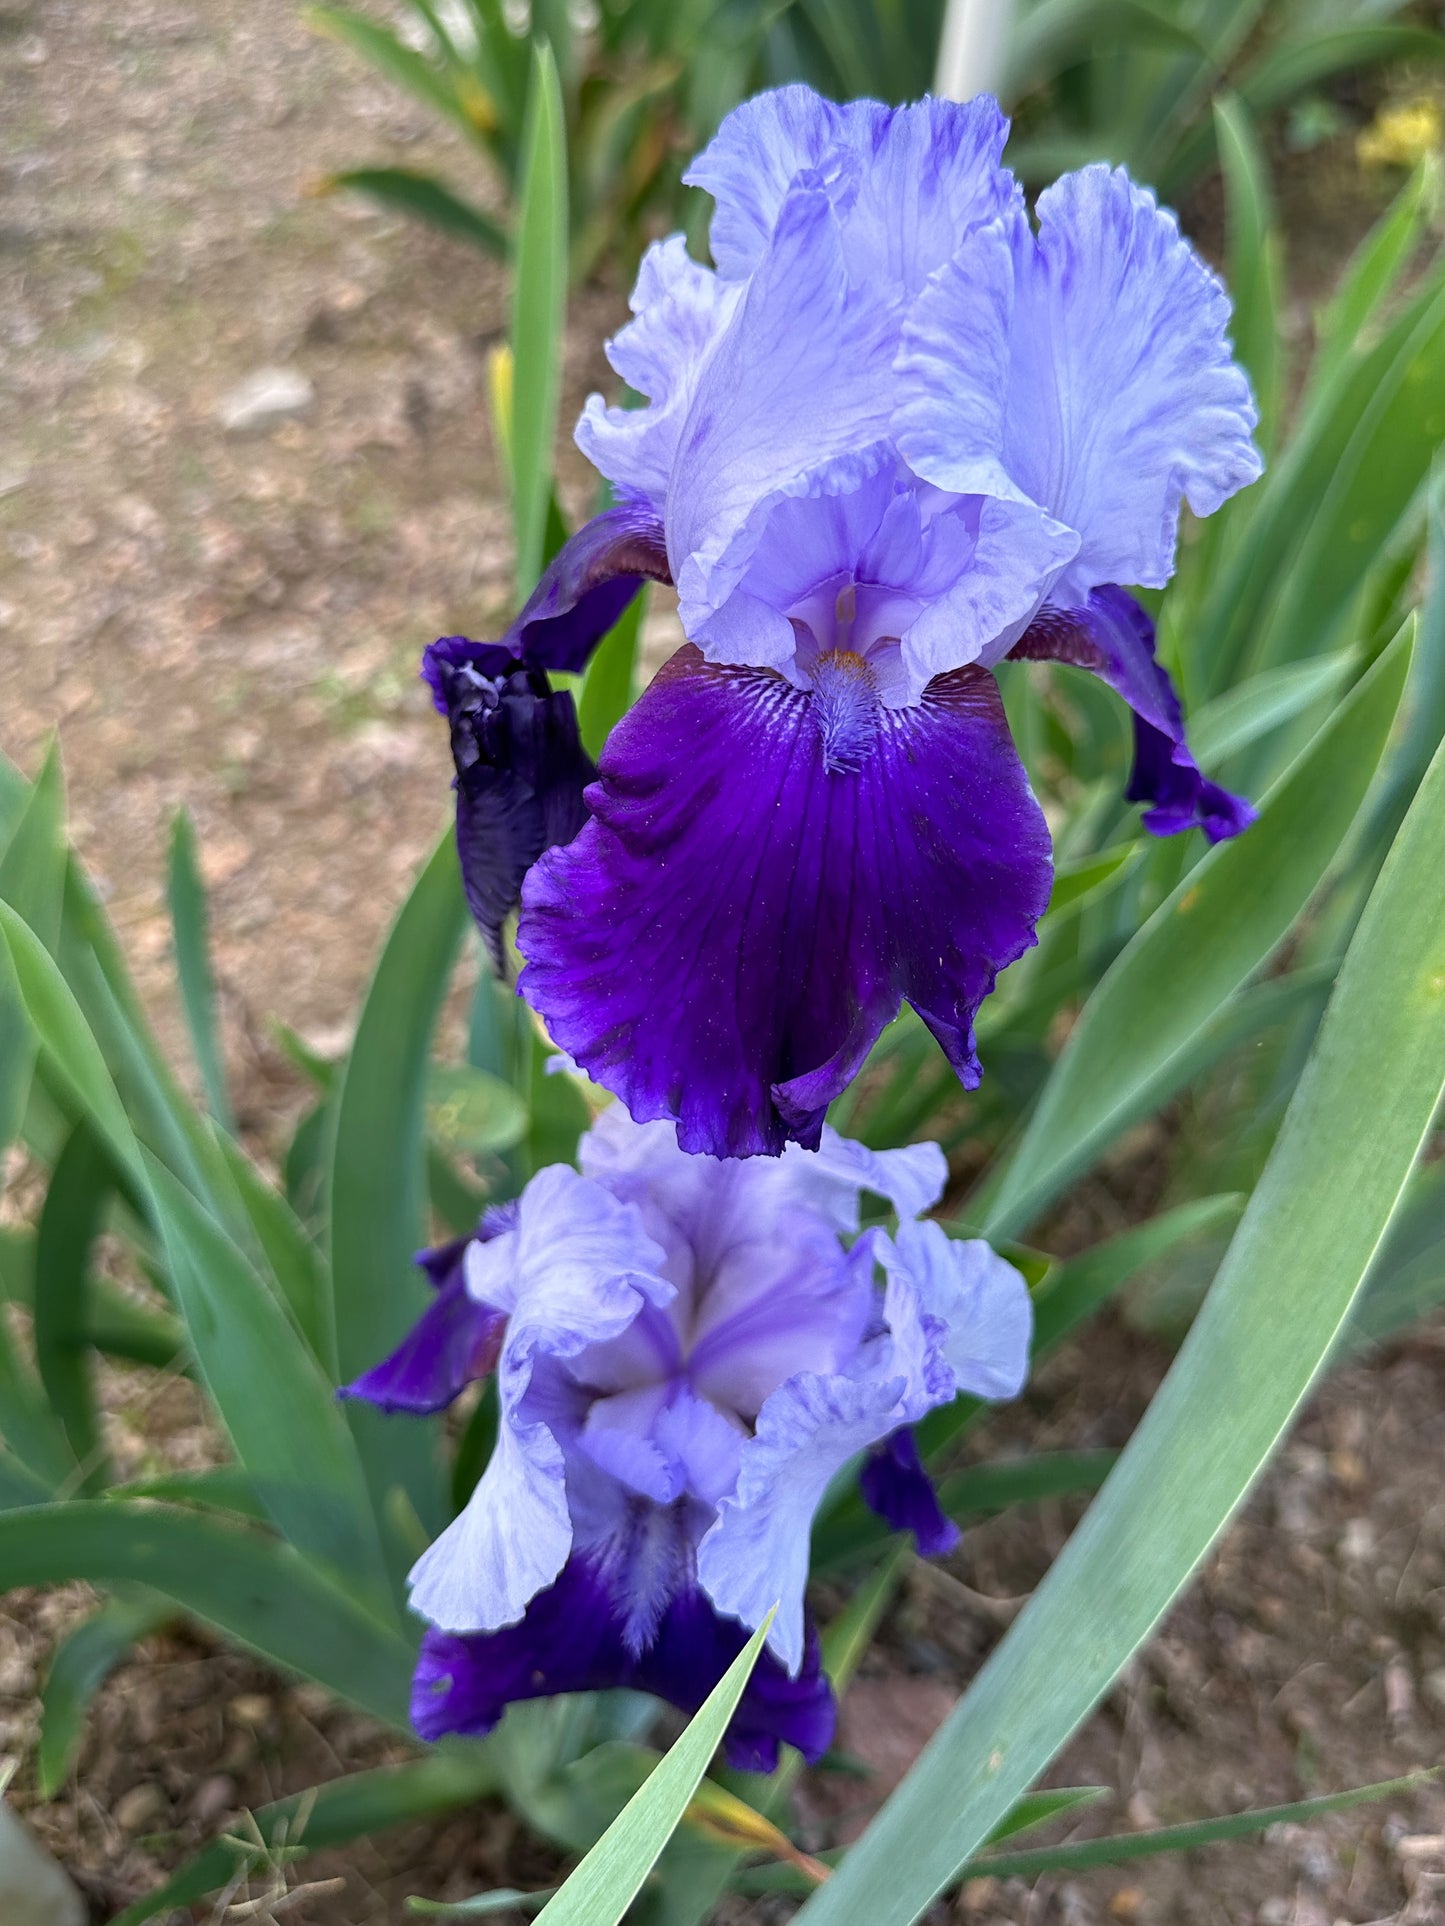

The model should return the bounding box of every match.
[430,86,1261,1156]
[347,1105,1030,1768]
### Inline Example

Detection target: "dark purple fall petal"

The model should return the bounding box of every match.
[411,1556,836,1772]
[340,1276,504,1416]
[501,501,670,676]
[517,645,1052,1158]
[340,1217,511,1416]
[858,1427,959,1559]
[422,504,671,713]
[436,660,597,972]
[1012,587,1256,844]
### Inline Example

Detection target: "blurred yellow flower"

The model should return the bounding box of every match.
[1357,97,1442,169]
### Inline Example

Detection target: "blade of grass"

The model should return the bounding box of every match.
[319,167,506,254]
[510,42,568,596]
[0,1500,414,1724]
[0,744,67,1152]
[147,1156,392,1606]
[166,809,234,1133]
[740,1773,1435,1897]
[32,1123,114,1490]
[329,832,469,1574]
[1314,157,1436,392]
[0,901,145,1189]
[577,588,647,760]
[113,1745,500,1926]
[980,628,1410,1240]
[38,1594,173,1795]
[963,1770,1439,1884]
[527,1615,773,1926]
[1214,94,1280,458]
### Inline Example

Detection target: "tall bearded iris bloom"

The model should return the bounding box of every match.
[347,1106,1030,1769]
[433,86,1263,1156]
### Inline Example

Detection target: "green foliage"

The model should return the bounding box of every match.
[38,1595,173,1797]
[980,629,1413,1240]
[166,809,234,1133]
[309,0,1445,282]
[794,729,1445,1925]
[511,44,570,596]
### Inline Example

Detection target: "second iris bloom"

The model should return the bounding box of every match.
[348,1105,1030,1767]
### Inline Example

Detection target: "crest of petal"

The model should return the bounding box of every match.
[848,95,1019,300]
[697,1255,952,1671]
[517,647,1053,1158]
[684,87,1018,296]
[408,1166,668,1632]
[683,85,860,279]
[576,237,742,513]
[899,168,1261,599]
[1009,168,1261,597]
[778,1125,947,1231]
[881,1218,1031,1401]
[667,178,897,647]
[893,216,1026,507]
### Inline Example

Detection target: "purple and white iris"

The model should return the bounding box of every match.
[430,85,1262,1157]
[348,1104,1030,1769]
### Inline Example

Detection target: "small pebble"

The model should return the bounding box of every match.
[112,1782,167,1833]
[228,1693,272,1726]
[1385,1658,1414,1728]
[1395,1833,1445,1860]
[217,367,314,433]
[190,1775,236,1827]
[1340,1517,1375,1562]
[1329,1447,1367,1490]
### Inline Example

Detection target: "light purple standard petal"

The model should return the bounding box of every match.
[881,1219,1032,1402]
[1013,588,1256,843]
[666,177,897,647]
[698,1247,954,1671]
[684,87,1018,296]
[412,1556,835,1772]
[408,1166,669,1633]
[903,170,1261,601]
[577,237,742,515]
[518,646,1052,1159]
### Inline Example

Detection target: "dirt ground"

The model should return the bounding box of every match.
[2,1,1444,1922]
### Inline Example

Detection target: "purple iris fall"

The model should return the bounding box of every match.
[429,85,1262,1157]
[346,1104,1030,1769]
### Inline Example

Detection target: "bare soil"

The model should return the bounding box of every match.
[2,2,1443,1922]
